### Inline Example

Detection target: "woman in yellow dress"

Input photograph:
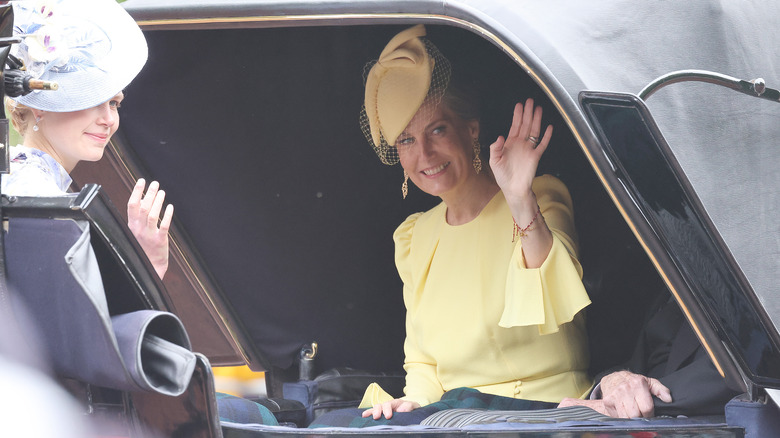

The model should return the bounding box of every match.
[360,25,592,421]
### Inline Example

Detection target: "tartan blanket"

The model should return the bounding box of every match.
[308,387,557,428]
[216,392,279,426]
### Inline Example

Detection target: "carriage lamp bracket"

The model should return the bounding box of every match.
[639,69,780,103]
[298,342,318,381]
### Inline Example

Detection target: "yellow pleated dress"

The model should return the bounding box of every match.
[396,175,592,406]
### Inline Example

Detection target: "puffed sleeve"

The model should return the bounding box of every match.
[394,213,445,407]
[498,175,591,335]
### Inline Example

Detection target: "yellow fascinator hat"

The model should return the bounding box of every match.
[360,25,451,165]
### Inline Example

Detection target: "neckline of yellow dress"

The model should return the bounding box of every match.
[443,189,504,228]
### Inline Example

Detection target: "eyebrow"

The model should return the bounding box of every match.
[399,117,450,137]
[427,117,449,127]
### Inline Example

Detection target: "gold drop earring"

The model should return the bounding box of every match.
[402,169,409,199]
[472,138,482,173]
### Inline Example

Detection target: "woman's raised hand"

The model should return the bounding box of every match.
[361,399,420,420]
[489,98,553,203]
[127,178,174,279]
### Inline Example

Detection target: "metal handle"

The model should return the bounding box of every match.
[298,342,318,381]
[639,69,780,103]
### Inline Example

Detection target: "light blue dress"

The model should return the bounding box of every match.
[1,145,72,196]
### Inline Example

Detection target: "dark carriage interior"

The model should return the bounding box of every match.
[113,23,667,397]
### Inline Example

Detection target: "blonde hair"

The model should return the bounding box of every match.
[4,97,35,136]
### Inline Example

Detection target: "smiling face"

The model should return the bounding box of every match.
[396,102,480,200]
[29,92,124,173]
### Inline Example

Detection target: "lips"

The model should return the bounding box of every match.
[85,132,109,142]
[421,162,450,176]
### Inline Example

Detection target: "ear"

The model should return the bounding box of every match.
[467,119,480,141]
[31,109,45,120]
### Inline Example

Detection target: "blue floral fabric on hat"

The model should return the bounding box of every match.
[9,0,148,112]
[12,1,110,80]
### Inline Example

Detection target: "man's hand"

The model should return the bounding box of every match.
[557,397,609,416]
[599,370,672,418]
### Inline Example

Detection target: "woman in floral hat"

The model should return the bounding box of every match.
[2,0,173,279]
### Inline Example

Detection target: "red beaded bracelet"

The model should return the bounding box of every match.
[512,206,541,242]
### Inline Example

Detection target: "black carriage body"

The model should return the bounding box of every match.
[3,0,780,436]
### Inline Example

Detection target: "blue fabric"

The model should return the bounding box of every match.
[725,395,780,438]
[216,392,279,426]
[309,387,557,428]
[282,380,318,425]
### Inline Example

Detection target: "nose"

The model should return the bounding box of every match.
[96,103,118,127]
[418,135,435,157]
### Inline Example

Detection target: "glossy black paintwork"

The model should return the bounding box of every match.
[0,1,767,433]
[1,185,170,312]
[581,92,780,390]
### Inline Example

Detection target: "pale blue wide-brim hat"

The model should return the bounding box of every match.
[10,0,148,112]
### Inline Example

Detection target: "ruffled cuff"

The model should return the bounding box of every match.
[498,235,590,335]
[359,382,395,408]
